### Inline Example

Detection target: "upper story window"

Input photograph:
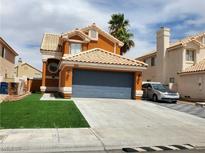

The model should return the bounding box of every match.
[151,57,155,66]
[0,46,5,58]
[89,29,98,40]
[186,49,195,61]
[70,43,82,55]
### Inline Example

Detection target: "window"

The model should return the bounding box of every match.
[0,47,5,58]
[48,62,58,74]
[70,43,82,55]
[89,29,98,40]
[186,49,195,61]
[169,77,175,83]
[151,57,155,66]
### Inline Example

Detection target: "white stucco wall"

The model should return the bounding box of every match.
[141,57,157,82]
[166,47,183,85]
[178,73,205,100]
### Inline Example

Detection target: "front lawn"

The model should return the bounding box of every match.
[0,94,89,128]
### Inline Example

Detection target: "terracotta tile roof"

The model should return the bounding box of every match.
[63,48,147,67]
[136,50,157,60]
[62,29,91,41]
[181,59,205,73]
[135,32,205,59]
[80,23,124,46]
[168,32,205,49]
[40,33,60,51]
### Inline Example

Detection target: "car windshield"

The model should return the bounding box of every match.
[152,84,168,92]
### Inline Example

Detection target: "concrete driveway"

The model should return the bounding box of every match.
[73,98,205,149]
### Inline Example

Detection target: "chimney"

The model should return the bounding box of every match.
[18,58,22,65]
[156,27,170,84]
[156,27,170,55]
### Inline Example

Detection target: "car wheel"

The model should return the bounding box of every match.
[153,94,158,102]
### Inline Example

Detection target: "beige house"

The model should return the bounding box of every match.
[0,37,18,82]
[14,58,42,79]
[136,27,205,101]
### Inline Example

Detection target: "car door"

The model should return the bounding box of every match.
[147,84,153,99]
[142,84,148,98]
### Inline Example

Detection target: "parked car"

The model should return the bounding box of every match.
[142,82,179,103]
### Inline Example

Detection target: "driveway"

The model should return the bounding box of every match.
[149,101,205,118]
[73,98,205,149]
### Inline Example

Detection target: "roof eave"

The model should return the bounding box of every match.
[60,61,147,72]
[0,37,19,56]
[178,70,205,75]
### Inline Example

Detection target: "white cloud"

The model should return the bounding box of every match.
[0,0,205,70]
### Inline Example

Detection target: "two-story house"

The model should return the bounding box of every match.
[40,23,147,99]
[136,27,205,101]
[0,37,18,82]
[14,58,42,79]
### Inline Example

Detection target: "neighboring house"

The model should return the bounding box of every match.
[0,37,18,82]
[40,23,147,99]
[136,27,205,101]
[14,58,42,79]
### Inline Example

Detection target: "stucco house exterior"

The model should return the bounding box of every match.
[40,23,147,99]
[0,37,18,82]
[136,27,205,101]
[14,58,42,79]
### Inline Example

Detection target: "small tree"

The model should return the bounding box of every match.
[108,13,135,55]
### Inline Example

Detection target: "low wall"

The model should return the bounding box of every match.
[28,78,42,92]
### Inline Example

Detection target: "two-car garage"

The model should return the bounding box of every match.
[58,48,147,99]
[72,69,134,99]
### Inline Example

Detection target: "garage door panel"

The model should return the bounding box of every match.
[72,69,133,99]
[72,85,132,98]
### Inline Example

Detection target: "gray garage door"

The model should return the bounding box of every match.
[72,69,134,99]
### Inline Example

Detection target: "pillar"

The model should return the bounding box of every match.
[63,41,69,56]
[134,72,143,100]
[40,60,47,92]
[59,66,72,98]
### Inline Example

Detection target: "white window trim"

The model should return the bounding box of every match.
[70,43,82,55]
[185,49,195,62]
[88,29,98,41]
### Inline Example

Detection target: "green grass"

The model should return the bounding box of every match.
[0,94,89,129]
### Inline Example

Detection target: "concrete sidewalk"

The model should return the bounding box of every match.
[0,128,104,152]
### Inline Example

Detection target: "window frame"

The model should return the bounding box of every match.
[151,57,155,66]
[1,46,5,58]
[89,29,98,40]
[186,49,195,62]
[169,77,175,83]
[70,43,82,55]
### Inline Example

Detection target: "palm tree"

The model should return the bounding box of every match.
[108,13,135,55]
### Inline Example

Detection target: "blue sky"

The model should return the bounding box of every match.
[1,0,205,70]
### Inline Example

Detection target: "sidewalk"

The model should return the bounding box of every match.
[0,128,104,152]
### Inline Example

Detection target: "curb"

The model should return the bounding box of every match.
[122,144,194,152]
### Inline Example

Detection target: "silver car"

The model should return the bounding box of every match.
[142,82,180,103]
